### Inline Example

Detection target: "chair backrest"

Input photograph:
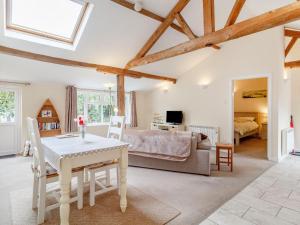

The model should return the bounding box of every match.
[27,117,46,176]
[107,116,125,141]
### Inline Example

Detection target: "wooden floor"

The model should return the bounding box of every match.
[235,137,268,159]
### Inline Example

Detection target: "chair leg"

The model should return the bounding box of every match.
[89,171,95,207]
[37,177,46,225]
[77,172,83,209]
[105,169,111,187]
[117,166,120,195]
[32,174,39,209]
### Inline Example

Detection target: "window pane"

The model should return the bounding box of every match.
[103,105,113,123]
[10,0,84,39]
[77,92,84,117]
[87,92,100,104]
[0,90,15,123]
[87,104,102,124]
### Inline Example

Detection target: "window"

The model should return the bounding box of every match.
[5,0,91,49]
[0,89,16,123]
[77,90,132,125]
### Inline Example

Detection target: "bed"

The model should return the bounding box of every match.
[234,112,260,146]
[124,126,219,176]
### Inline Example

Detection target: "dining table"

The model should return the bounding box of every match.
[41,133,129,225]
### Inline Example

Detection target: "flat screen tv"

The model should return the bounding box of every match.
[166,111,183,124]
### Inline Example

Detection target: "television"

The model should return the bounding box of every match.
[166,111,183,124]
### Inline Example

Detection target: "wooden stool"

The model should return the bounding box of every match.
[216,143,233,172]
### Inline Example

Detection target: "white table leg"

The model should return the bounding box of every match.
[59,158,72,225]
[119,148,128,213]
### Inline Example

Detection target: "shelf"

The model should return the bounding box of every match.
[37,117,59,122]
[37,98,61,137]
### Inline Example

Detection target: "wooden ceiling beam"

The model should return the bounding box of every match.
[0,45,177,83]
[127,2,300,68]
[285,28,300,38]
[285,60,300,68]
[128,0,190,62]
[285,37,298,57]
[225,0,246,27]
[112,0,220,52]
[175,13,196,40]
[111,0,184,34]
[203,0,215,34]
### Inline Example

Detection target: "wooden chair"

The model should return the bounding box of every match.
[86,116,125,206]
[27,117,84,224]
[216,143,233,172]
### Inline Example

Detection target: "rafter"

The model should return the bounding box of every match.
[285,60,300,68]
[0,45,177,83]
[175,13,196,40]
[203,0,215,34]
[128,0,190,62]
[127,2,300,68]
[225,0,246,27]
[285,28,300,38]
[111,0,184,34]
[285,37,298,57]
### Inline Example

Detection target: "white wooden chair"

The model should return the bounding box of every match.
[27,117,84,224]
[86,116,125,206]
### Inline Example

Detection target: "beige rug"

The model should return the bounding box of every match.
[10,187,180,225]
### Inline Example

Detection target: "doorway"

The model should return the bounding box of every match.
[0,86,21,156]
[231,77,270,159]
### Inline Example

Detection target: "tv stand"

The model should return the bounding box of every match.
[150,122,185,131]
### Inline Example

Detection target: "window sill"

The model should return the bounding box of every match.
[86,123,109,127]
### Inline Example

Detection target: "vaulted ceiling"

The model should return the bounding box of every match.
[0,0,298,90]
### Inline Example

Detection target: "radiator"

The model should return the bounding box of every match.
[281,128,295,155]
[188,125,219,148]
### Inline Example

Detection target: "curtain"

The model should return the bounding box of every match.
[130,91,138,127]
[65,86,78,132]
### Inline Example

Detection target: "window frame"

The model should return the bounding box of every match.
[77,89,131,126]
[5,0,89,44]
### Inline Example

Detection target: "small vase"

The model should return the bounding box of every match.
[79,125,86,140]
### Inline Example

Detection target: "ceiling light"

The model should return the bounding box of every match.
[134,1,142,12]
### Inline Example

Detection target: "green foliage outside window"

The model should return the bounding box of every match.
[77,90,121,125]
[0,90,15,123]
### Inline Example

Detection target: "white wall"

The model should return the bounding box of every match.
[234,78,268,113]
[137,27,291,162]
[291,70,300,150]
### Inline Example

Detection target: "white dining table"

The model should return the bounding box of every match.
[41,133,129,225]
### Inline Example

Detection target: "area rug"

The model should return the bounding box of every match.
[10,186,180,225]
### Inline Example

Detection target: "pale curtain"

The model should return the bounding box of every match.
[65,86,78,132]
[130,91,138,127]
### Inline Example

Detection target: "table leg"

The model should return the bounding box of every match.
[119,148,128,213]
[59,158,72,225]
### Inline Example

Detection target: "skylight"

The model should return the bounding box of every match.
[5,0,91,49]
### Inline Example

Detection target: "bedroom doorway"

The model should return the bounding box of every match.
[232,77,269,159]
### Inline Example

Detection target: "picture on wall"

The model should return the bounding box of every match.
[242,90,267,98]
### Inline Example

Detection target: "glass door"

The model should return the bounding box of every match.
[0,87,20,156]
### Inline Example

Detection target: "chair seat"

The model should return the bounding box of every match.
[32,162,84,178]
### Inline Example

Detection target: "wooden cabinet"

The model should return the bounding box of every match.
[37,99,61,137]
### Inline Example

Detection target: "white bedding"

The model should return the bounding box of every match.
[234,121,259,135]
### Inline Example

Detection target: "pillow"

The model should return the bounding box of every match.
[192,132,209,149]
[234,117,255,122]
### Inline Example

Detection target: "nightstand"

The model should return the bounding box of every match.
[261,122,268,140]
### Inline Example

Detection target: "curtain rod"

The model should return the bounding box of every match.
[0,80,31,86]
[77,87,130,94]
